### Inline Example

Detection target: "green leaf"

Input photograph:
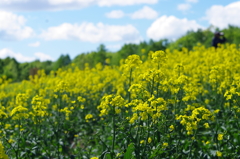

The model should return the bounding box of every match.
[124,143,135,159]
[103,152,112,159]
[20,151,26,157]
[100,150,109,159]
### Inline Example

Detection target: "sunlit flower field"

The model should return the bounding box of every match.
[1,44,240,159]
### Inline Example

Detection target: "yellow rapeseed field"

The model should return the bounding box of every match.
[0,44,240,158]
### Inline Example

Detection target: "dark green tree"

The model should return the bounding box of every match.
[2,57,19,81]
[95,44,107,65]
[148,39,169,52]
[117,43,139,60]
[53,54,71,71]
[223,25,240,44]
[168,28,213,51]
[19,62,32,80]
[0,59,4,75]
[41,60,53,74]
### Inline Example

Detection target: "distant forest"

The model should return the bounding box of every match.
[1,25,240,82]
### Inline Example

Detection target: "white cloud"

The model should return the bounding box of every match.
[0,48,53,62]
[0,10,34,40]
[0,0,28,5]
[186,0,198,3]
[105,10,125,19]
[106,44,122,51]
[0,0,93,11]
[49,0,86,5]
[106,6,158,20]
[40,22,142,43]
[177,3,191,11]
[131,6,158,19]
[147,15,204,40]
[28,41,40,47]
[48,0,157,6]
[34,52,54,61]
[205,1,240,29]
[0,48,35,62]
[0,0,158,11]
[48,0,95,8]
[98,0,158,7]
[177,0,198,12]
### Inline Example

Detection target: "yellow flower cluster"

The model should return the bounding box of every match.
[0,43,240,157]
[176,107,214,135]
[30,95,48,120]
[85,114,93,122]
[151,50,167,64]
[124,54,142,70]
[97,95,125,117]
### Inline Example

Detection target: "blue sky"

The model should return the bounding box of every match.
[0,0,240,62]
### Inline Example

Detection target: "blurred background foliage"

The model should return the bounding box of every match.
[1,25,240,82]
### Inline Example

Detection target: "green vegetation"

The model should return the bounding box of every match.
[1,25,240,82]
[1,44,240,158]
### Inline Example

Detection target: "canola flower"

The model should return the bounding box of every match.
[162,142,168,148]
[123,54,142,71]
[148,137,152,143]
[140,140,145,144]
[216,151,222,157]
[10,106,29,120]
[151,50,167,65]
[169,125,174,131]
[97,94,125,117]
[218,134,224,141]
[30,95,48,120]
[85,114,93,122]
[176,107,214,135]
[0,44,240,158]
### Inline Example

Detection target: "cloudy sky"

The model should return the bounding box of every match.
[0,0,240,62]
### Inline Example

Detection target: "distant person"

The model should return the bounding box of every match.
[212,31,226,48]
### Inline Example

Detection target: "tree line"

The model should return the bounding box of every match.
[1,25,240,82]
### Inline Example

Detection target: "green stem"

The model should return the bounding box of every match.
[187,129,197,159]
[134,112,140,158]
[156,63,160,97]
[175,137,180,157]
[128,68,132,103]
[151,77,155,97]
[111,109,116,158]
[3,136,17,158]
[143,114,150,156]
[16,119,21,159]
[56,93,61,159]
